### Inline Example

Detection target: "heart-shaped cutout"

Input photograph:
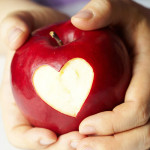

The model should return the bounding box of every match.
[32,58,94,117]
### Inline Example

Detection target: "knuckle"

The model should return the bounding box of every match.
[8,11,30,19]
[2,11,33,29]
[7,133,19,148]
[6,130,26,149]
[101,0,112,9]
[80,137,118,150]
[147,124,150,148]
[137,105,149,125]
[145,125,150,149]
[99,0,112,13]
[91,0,113,14]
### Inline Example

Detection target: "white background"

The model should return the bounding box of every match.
[0,0,150,150]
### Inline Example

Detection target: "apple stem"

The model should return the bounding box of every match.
[50,31,63,46]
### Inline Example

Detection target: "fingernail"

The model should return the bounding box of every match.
[8,28,23,48]
[70,140,80,149]
[80,126,96,135]
[73,10,93,19]
[40,139,56,146]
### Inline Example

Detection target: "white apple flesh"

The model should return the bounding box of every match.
[32,58,94,117]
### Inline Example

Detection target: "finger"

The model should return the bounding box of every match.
[1,99,57,150]
[79,51,150,136]
[0,8,68,50]
[9,126,57,150]
[0,11,33,50]
[1,98,57,150]
[0,53,57,150]
[0,82,57,150]
[47,131,85,150]
[0,52,85,150]
[76,0,150,136]
[76,121,150,150]
[71,0,142,30]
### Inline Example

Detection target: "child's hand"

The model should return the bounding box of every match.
[71,0,150,150]
[0,57,85,150]
[0,1,85,150]
[0,55,85,150]
[0,0,68,50]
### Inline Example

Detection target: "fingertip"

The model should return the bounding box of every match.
[9,126,57,149]
[8,27,30,50]
[79,125,96,135]
[71,9,95,31]
[79,118,93,135]
[26,128,57,146]
[0,11,33,50]
[71,8,109,31]
[71,0,114,31]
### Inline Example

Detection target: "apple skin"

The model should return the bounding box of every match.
[11,20,131,135]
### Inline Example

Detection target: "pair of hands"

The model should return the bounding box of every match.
[0,0,150,150]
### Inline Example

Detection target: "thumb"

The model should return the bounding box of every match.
[71,0,139,30]
[0,11,33,50]
[0,9,68,50]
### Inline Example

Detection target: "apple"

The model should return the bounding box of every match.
[11,20,131,135]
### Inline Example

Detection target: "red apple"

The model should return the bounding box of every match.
[11,20,131,135]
